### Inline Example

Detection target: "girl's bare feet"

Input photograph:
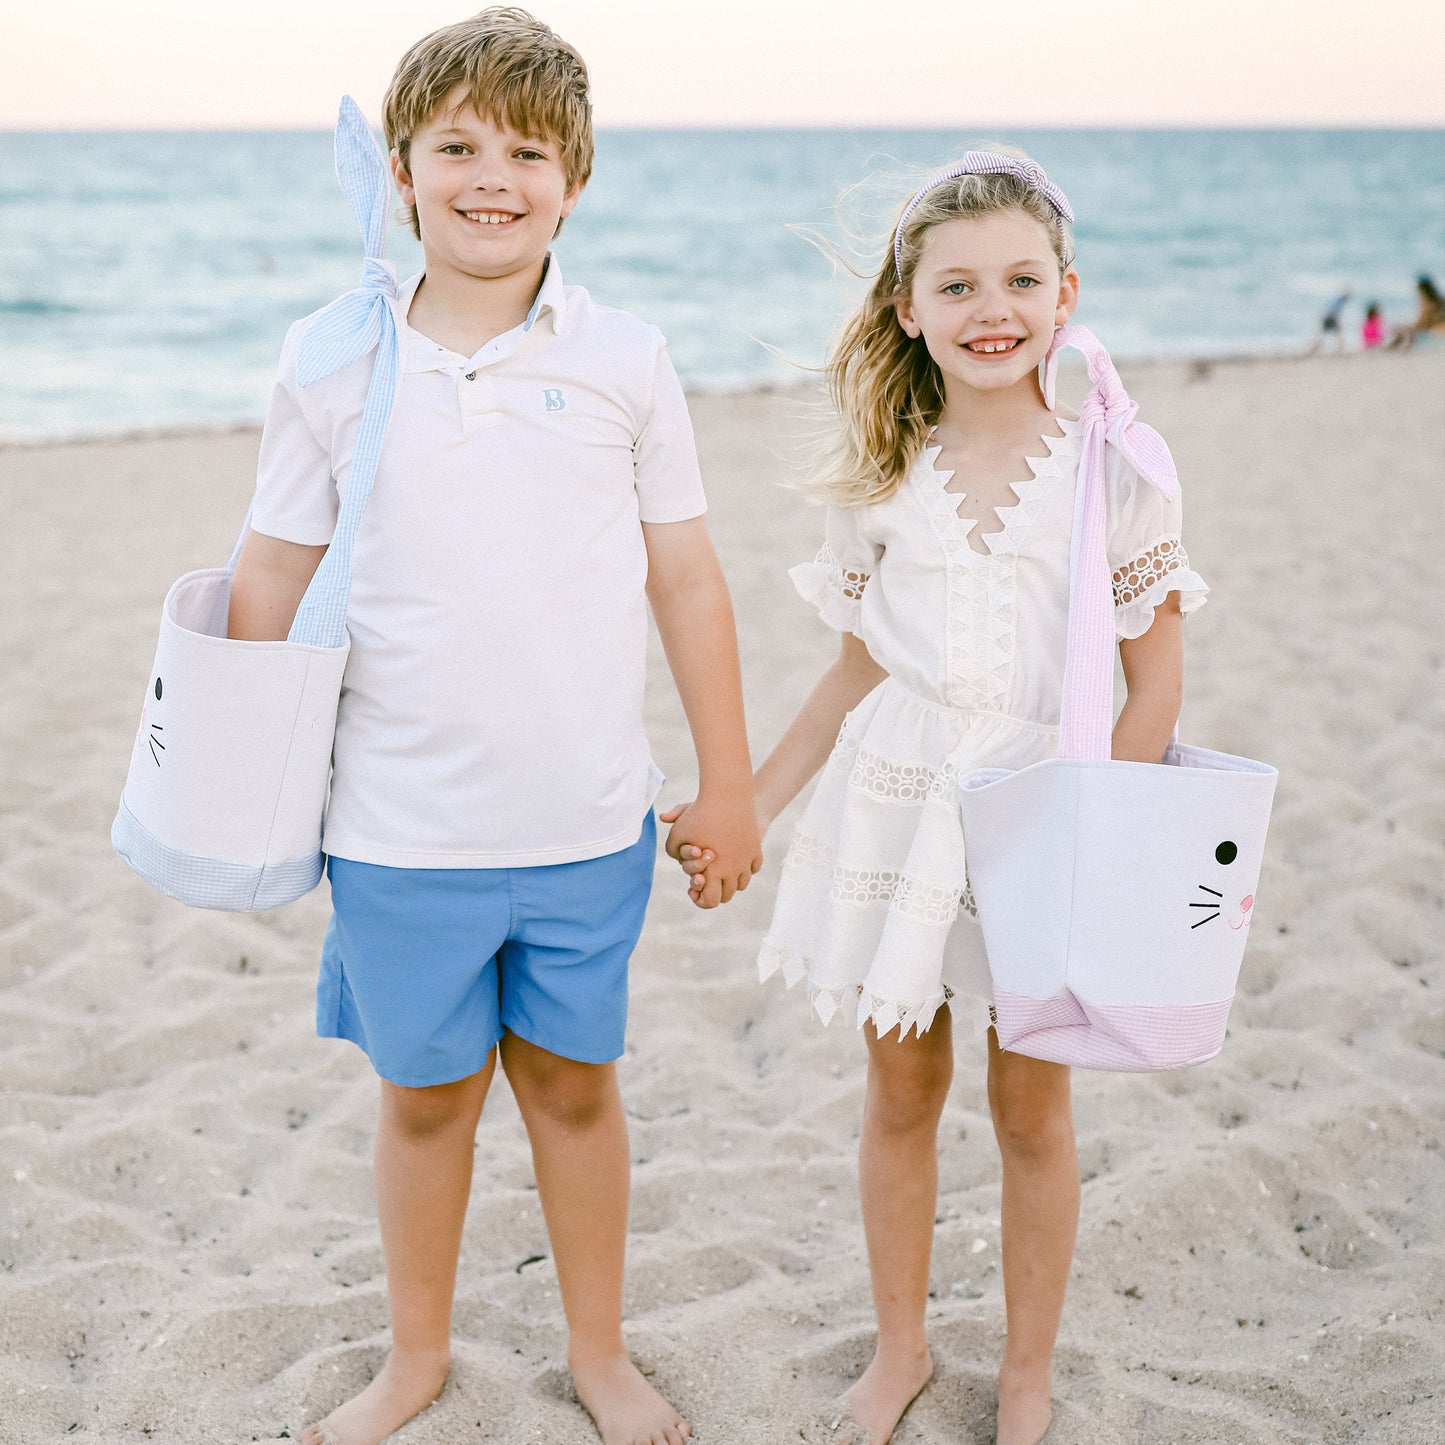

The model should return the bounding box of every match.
[299,1344,451,1445]
[996,1360,1053,1445]
[569,1346,691,1445]
[829,1344,933,1445]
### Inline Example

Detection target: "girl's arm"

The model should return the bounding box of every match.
[753,631,887,834]
[227,531,327,641]
[671,630,885,896]
[1112,592,1184,763]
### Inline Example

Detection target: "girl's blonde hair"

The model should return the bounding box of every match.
[810,145,1074,508]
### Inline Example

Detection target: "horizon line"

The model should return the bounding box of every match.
[3,119,1443,135]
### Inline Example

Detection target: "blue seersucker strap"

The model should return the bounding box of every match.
[285,95,402,649]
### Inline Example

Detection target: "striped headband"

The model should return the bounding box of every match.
[893,153,1074,282]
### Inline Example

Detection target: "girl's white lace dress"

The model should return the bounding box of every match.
[759,417,1208,1039]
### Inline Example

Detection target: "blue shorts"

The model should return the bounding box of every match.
[317,812,656,1086]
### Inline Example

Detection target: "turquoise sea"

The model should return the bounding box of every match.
[0,127,1441,441]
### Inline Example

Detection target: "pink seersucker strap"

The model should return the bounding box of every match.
[1044,325,1178,761]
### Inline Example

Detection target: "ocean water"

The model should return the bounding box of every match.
[1,127,1441,441]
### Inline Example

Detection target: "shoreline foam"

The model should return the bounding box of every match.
[3,347,1431,451]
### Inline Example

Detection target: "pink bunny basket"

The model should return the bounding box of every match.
[956,327,1277,1071]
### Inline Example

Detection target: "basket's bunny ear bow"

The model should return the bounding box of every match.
[893,153,1074,283]
[295,96,397,388]
[1042,325,1176,502]
[288,97,402,648]
[1046,324,1177,761]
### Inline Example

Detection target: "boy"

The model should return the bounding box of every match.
[229,10,760,1444]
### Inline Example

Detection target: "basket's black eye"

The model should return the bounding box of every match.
[154,677,163,701]
[1215,841,1237,865]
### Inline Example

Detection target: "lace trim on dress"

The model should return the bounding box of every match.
[910,424,1081,713]
[917,423,1079,558]
[827,729,944,803]
[1114,563,1209,641]
[784,831,834,873]
[783,831,978,925]
[789,543,869,633]
[758,943,956,1038]
[816,540,870,601]
[1112,537,1189,606]
[829,728,963,809]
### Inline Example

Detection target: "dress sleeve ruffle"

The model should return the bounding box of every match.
[1114,560,1209,640]
[1106,450,1207,640]
[792,507,880,634]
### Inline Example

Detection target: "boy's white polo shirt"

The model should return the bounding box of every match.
[251,258,707,868]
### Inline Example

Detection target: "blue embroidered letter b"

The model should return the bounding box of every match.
[543,388,566,411]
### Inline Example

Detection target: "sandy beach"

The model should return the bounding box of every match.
[1,350,1442,1444]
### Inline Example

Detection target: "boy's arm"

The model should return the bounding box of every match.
[227,532,327,641]
[1113,592,1183,762]
[643,516,761,909]
[231,325,335,643]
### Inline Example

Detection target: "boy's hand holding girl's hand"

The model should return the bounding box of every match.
[659,792,765,909]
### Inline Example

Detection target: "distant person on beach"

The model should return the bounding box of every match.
[1315,290,1350,353]
[673,152,1206,1445]
[1361,303,1386,349]
[1389,274,1445,348]
[227,9,757,1444]
[1413,274,1445,332]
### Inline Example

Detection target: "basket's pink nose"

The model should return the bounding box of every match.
[1240,894,1254,913]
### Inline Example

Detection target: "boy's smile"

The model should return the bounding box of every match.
[897,209,1078,396]
[393,90,580,290]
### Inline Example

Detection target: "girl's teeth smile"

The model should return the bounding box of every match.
[966,339,1022,355]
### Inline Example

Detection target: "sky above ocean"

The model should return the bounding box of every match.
[7,1,1443,129]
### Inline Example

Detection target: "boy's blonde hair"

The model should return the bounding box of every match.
[383,6,593,240]
[811,145,1074,509]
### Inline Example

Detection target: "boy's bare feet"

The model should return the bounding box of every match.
[996,1360,1053,1445]
[569,1346,691,1445]
[828,1343,933,1444]
[300,1344,451,1445]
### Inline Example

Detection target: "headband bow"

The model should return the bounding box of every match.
[893,153,1074,283]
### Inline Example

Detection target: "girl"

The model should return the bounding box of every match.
[674,151,1207,1443]
[1361,302,1386,349]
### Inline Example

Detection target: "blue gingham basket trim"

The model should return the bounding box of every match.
[112,800,324,911]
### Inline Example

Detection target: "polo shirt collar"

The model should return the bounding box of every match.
[530,253,568,335]
[397,255,567,374]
